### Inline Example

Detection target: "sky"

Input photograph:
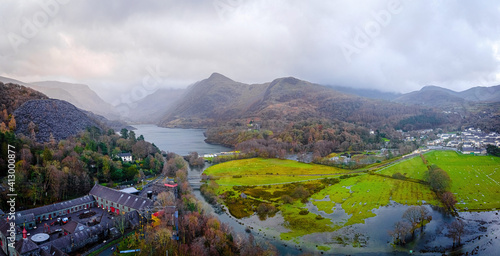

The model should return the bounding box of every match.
[1,0,500,102]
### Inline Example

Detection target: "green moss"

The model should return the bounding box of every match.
[280,204,337,240]
[317,245,331,251]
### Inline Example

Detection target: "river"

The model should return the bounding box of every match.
[133,124,500,255]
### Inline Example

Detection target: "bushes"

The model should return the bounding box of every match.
[256,203,277,220]
[428,165,451,192]
[321,177,340,185]
[299,209,309,215]
[392,172,406,180]
[281,195,294,204]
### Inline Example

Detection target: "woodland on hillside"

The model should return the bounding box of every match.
[0,127,162,209]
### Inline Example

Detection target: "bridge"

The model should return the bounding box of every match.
[188,176,202,190]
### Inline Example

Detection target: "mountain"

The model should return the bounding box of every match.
[119,88,186,123]
[0,82,48,115]
[0,76,119,120]
[159,73,429,129]
[394,85,500,108]
[459,85,500,102]
[13,99,103,142]
[31,81,119,119]
[393,85,467,108]
[327,85,401,101]
[160,73,268,127]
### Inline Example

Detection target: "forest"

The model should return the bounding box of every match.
[0,127,162,210]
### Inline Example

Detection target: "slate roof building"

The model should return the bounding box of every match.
[39,244,67,256]
[15,196,96,229]
[14,228,39,256]
[0,221,18,256]
[0,184,164,256]
[89,184,154,215]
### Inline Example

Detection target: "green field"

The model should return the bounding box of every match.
[204,152,500,245]
[378,155,428,180]
[424,151,500,210]
[205,158,352,186]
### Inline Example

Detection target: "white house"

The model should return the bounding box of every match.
[118,152,133,162]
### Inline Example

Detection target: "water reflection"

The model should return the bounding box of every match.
[132,124,231,155]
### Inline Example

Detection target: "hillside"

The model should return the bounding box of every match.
[120,88,186,123]
[0,76,119,120]
[159,73,427,129]
[160,73,267,127]
[394,85,500,108]
[13,99,102,142]
[31,81,119,119]
[0,82,49,115]
[327,85,401,101]
[393,86,467,108]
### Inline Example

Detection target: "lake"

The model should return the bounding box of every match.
[131,124,231,155]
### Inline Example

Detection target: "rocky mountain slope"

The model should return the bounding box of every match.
[0,82,49,115]
[31,81,119,119]
[0,76,119,120]
[159,73,432,129]
[13,99,102,142]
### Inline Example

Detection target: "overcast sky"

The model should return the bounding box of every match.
[1,0,499,102]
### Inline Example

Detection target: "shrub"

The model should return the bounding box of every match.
[299,209,309,215]
[392,172,406,180]
[281,195,294,204]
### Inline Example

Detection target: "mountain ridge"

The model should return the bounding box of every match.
[394,84,500,107]
[0,76,119,120]
[158,73,432,130]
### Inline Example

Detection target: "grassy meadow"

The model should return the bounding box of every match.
[377,155,428,180]
[424,151,500,210]
[203,151,500,245]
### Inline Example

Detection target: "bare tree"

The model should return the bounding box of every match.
[418,206,431,231]
[156,191,176,207]
[447,219,466,247]
[389,221,412,245]
[441,191,457,211]
[403,206,421,237]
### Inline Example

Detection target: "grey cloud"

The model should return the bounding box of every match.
[0,0,499,101]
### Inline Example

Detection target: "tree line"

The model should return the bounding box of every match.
[0,127,162,210]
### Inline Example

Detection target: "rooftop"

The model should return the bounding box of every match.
[89,184,153,210]
[119,187,140,194]
[16,196,95,219]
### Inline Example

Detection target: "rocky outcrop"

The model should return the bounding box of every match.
[13,99,102,142]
